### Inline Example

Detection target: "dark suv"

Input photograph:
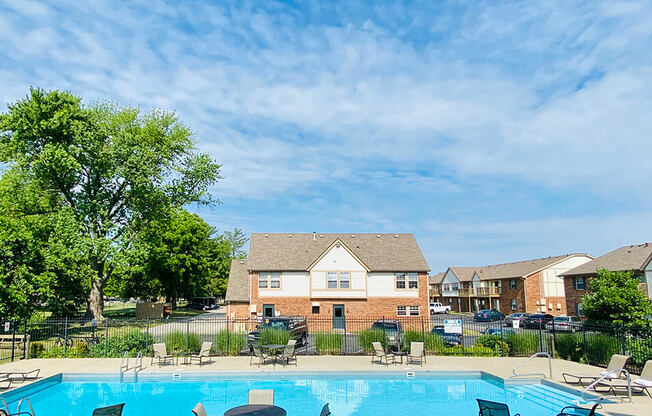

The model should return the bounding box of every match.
[370,320,404,351]
[248,316,308,349]
[522,313,554,329]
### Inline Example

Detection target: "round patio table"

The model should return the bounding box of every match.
[261,344,286,362]
[224,405,286,416]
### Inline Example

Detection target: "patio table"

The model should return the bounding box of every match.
[261,344,286,363]
[224,405,286,416]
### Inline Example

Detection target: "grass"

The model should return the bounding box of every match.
[315,332,342,354]
[215,331,247,356]
[163,331,202,353]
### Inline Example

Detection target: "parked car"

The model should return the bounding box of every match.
[483,327,515,335]
[187,296,217,310]
[505,313,531,327]
[370,320,404,351]
[429,302,451,315]
[431,325,462,346]
[248,316,308,350]
[545,316,583,332]
[522,313,554,329]
[474,309,505,322]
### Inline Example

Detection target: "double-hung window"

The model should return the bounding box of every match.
[259,272,281,289]
[395,273,406,289]
[509,279,517,290]
[328,272,338,289]
[339,272,350,288]
[511,299,518,310]
[397,306,407,316]
[328,272,349,289]
[408,273,418,289]
[409,306,420,316]
[574,277,586,290]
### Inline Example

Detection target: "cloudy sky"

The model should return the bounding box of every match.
[1,0,651,272]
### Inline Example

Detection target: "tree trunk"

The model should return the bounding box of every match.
[88,277,105,320]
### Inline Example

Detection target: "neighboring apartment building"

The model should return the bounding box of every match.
[430,254,593,316]
[225,233,430,322]
[561,243,652,317]
[428,272,444,302]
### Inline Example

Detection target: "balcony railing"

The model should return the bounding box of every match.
[475,287,501,296]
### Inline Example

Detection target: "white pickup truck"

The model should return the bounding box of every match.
[429,302,451,314]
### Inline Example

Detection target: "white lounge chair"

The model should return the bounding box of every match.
[0,374,10,390]
[190,342,213,365]
[0,368,40,382]
[152,343,173,366]
[562,354,630,385]
[634,360,652,398]
[248,389,274,405]
[371,341,395,365]
[408,342,425,366]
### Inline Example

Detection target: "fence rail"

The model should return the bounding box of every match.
[3,315,650,374]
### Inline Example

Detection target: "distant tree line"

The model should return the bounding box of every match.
[0,88,243,320]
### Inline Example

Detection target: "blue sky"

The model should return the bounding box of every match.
[1,0,652,273]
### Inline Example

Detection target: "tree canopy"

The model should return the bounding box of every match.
[0,88,222,319]
[581,268,652,327]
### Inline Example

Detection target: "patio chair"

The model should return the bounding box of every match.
[279,340,297,366]
[556,403,600,416]
[249,345,271,367]
[152,343,173,366]
[371,341,395,365]
[248,389,274,405]
[191,402,208,416]
[408,342,425,366]
[92,403,125,416]
[562,354,630,385]
[0,369,40,382]
[0,374,10,390]
[633,359,652,398]
[477,399,520,416]
[190,342,213,365]
[319,403,331,416]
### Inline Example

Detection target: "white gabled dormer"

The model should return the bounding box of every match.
[309,239,369,298]
[441,268,461,296]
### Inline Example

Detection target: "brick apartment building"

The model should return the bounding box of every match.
[225,233,430,322]
[430,254,593,316]
[561,243,652,316]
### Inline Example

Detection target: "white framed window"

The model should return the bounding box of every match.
[340,272,350,289]
[259,272,281,289]
[511,299,518,310]
[327,272,350,289]
[574,277,586,290]
[509,279,517,290]
[409,306,420,316]
[395,273,406,289]
[328,272,338,289]
[575,303,584,316]
[397,306,407,316]
[408,273,418,289]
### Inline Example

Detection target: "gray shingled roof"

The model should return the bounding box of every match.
[449,267,478,282]
[561,244,652,277]
[429,272,444,285]
[247,233,430,272]
[225,259,249,302]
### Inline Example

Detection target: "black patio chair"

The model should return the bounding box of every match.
[477,399,520,416]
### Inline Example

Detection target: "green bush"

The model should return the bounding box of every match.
[475,334,510,356]
[358,329,387,353]
[402,331,445,354]
[257,328,291,346]
[214,331,247,356]
[163,331,202,353]
[584,333,621,367]
[439,345,496,356]
[29,341,45,358]
[554,333,583,361]
[88,329,154,357]
[627,336,652,370]
[40,345,65,358]
[315,333,342,354]
[504,333,541,356]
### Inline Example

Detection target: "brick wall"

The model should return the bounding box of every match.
[564,275,588,316]
[497,278,525,315]
[524,271,543,313]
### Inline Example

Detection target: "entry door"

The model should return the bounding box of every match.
[263,304,275,317]
[333,305,346,330]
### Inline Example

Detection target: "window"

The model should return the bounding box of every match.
[574,277,586,290]
[312,305,320,314]
[575,303,584,316]
[409,306,420,316]
[397,306,407,316]
[408,273,418,289]
[259,272,281,289]
[509,279,517,290]
[396,273,406,289]
[511,299,518,310]
[328,272,338,289]
[340,272,350,289]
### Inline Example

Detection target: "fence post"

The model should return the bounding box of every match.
[226,314,230,357]
[105,319,109,357]
[10,319,16,362]
[620,323,626,355]
[23,319,28,360]
[343,317,347,356]
[538,322,543,353]
[381,316,386,350]
[499,314,505,357]
[186,318,190,354]
[146,317,150,356]
[63,317,69,358]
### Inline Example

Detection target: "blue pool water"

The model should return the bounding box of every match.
[1,372,594,416]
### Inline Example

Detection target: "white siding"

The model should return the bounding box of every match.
[311,244,367,272]
[259,272,309,297]
[541,255,593,298]
[310,243,367,298]
[441,270,460,296]
[646,261,652,298]
[367,272,419,298]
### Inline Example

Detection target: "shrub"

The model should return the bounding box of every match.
[315,333,342,354]
[475,335,510,356]
[358,329,387,353]
[29,342,45,358]
[439,345,496,356]
[257,328,291,346]
[214,331,247,356]
[402,331,445,354]
[554,333,583,362]
[40,345,65,358]
[626,336,652,371]
[504,333,541,356]
[584,333,621,367]
[89,329,154,357]
[163,331,202,353]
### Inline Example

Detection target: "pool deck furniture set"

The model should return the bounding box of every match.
[562,355,652,398]
[193,389,329,416]
[371,341,425,366]
[250,341,297,367]
[152,342,214,367]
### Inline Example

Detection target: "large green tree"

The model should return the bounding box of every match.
[581,269,652,327]
[0,88,221,319]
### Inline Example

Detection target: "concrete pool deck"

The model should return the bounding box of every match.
[1,356,649,415]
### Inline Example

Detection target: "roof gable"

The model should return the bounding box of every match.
[225,259,249,302]
[561,244,652,277]
[308,239,370,272]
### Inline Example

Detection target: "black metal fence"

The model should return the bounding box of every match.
[4,315,650,374]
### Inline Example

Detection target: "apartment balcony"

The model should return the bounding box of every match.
[475,287,502,297]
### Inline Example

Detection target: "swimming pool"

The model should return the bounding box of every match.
[1,372,595,416]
